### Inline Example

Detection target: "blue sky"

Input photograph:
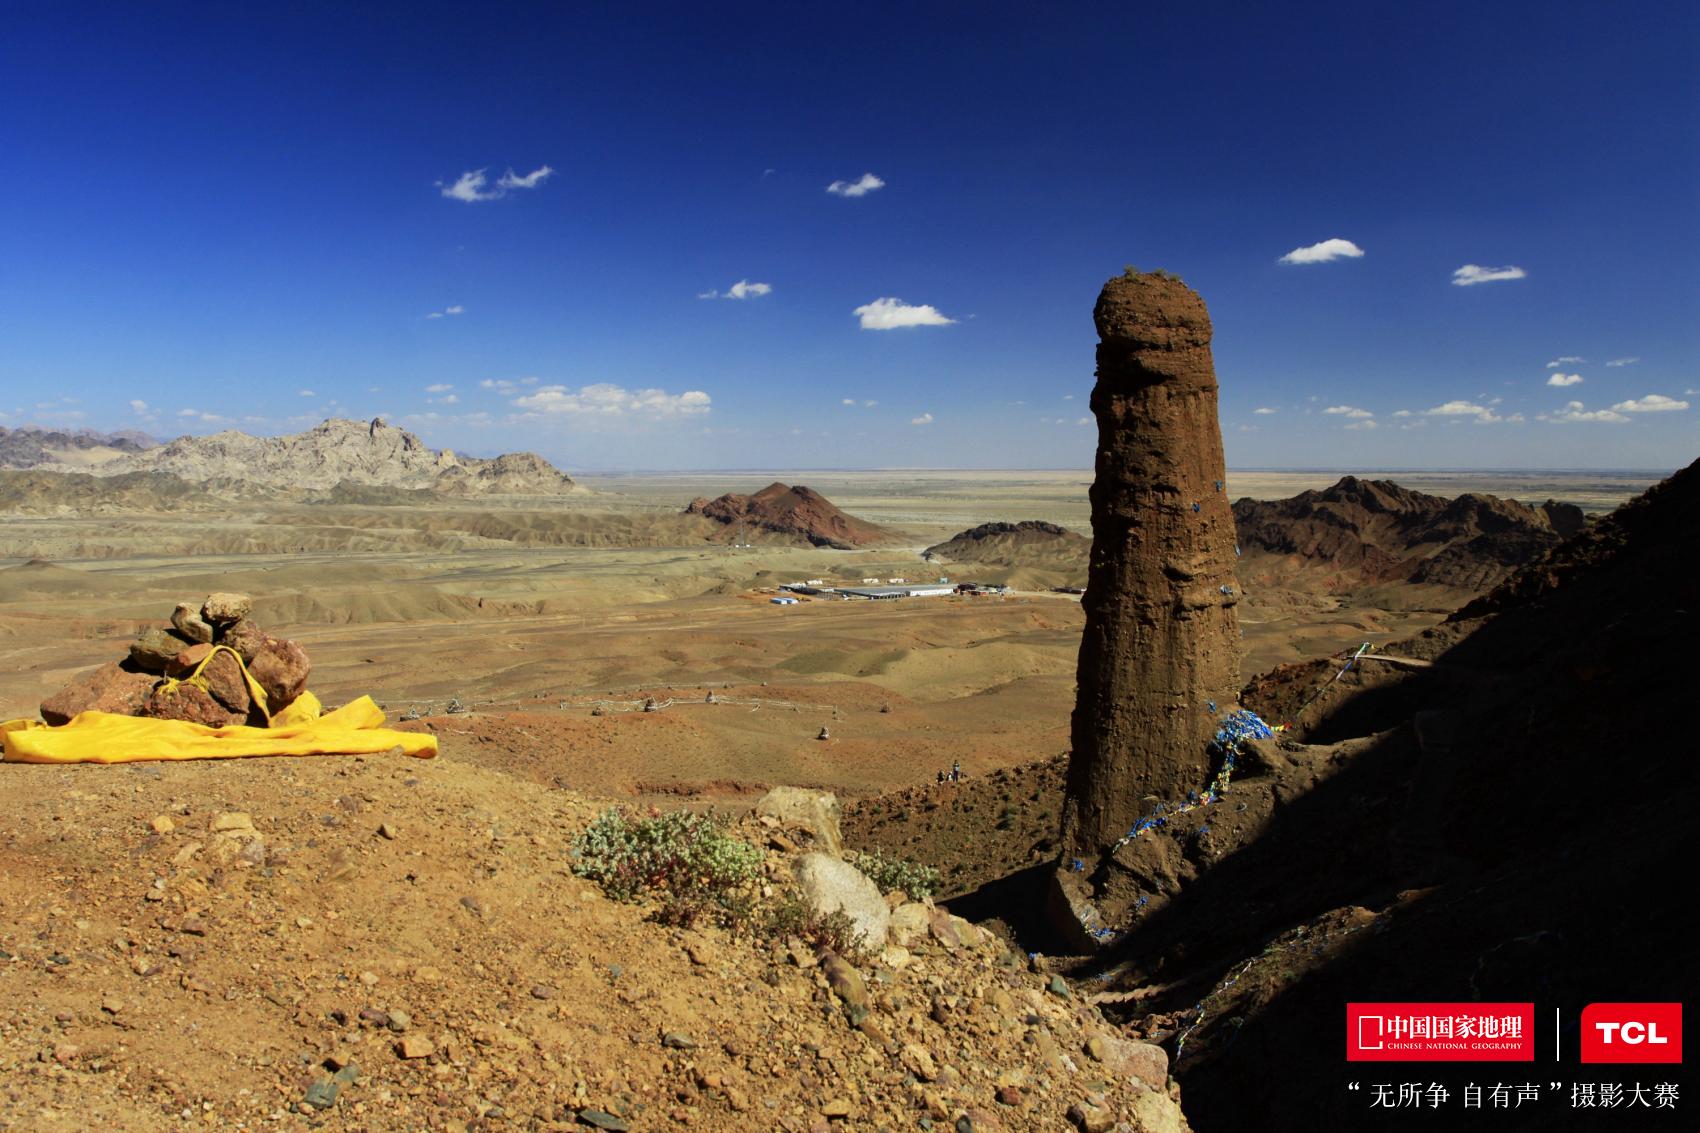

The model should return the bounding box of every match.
[2,2,1696,471]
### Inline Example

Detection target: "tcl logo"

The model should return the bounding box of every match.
[1581,1003,1682,1064]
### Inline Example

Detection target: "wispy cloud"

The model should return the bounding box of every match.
[1611,394,1689,413]
[1452,264,1527,286]
[297,389,317,397]
[1390,409,1412,417]
[826,172,885,198]
[498,166,553,190]
[910,412,934,426]
[1425,400,1511,424]
[1345,419,1378,430]
[425,383,454,393]
[1075,416,1092,426]
[177,408,228,424]
[1605,357,1640,368]
[1323,405,1374,419]
[512,383,711,417]
[698,279,773,300]
[1539,400,1629,424]
[1278,238,1364,265]
[439,165,553,203]
[840,398,878,408]
[854,297,955,330]
[426,304,465,320]
[1252,406,1278,415]
[1546,356,1585,368]
[430,393,459,405]
[1546,373,1583,387]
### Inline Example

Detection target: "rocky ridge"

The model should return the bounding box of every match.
[1231,475,1584,593]
[924,521,1089,568]
[37,418,580,497]
[685,483,894,549]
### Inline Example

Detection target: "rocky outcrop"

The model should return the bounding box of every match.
[685,482,893,548]
[39,418,580,497]
[1232,476,1586,594]
[1052,271,1242,946]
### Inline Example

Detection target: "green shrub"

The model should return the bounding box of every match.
[848,849,940,899]
[573,807,762,929]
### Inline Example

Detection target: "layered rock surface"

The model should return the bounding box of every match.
[1053,271,1242,944]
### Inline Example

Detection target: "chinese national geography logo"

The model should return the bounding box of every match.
[1347,1003,1535,1062]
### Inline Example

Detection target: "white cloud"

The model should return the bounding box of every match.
[842,398,856,405]
[1424,400,1510,424]
[426,305,465,319]
[1345,419,1378,430]
[1278,238,1364,265]
[1546,373,1583,387]
[1539,400,1630,424]
[1546,356,1585,368]
[1611,394,1689,413]
[863,399,877,407]
[1390,409,1412,417]
[129,399,153,416]
[1323,405,1373,419]
[1452,264,1527,286]
[910,412,934,426]
[1606,357,1640,368]
[425,383,454,393]
[1253,406,1278,415]
[1075,416,1092,426]
[430,393,460,405]
[512,382,711,417]
[480,378,517,391]
[297,389,316,397]
[177,408,227,424]
[497,165,554,190]
[1687,388,1698,397]
[826,172,885,198]
[440,165,552,203]
[853,297,955,330]
[699,279,773,300]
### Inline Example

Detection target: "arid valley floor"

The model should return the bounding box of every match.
[0,466,1670,1132]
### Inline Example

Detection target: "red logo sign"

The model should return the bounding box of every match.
[1347,1003,1535,1062]
[1580,1003,1682,1063]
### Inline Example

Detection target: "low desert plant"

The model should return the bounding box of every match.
[849,849,940,899]
[763,895,872,963]
[573,807,762,929]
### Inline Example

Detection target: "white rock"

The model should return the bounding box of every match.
[793,853,889,951]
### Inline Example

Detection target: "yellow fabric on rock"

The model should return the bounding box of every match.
[1,694,436,764]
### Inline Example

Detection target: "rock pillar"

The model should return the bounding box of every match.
[1051,270,1241,945]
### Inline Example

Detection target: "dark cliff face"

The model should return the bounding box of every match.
[684,483,892,548]
[1053,272,1242,945]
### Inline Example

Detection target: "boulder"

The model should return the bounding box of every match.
[170,602,214,644]
[793,853,888,951]
[1085,1033,1169,1092]
[198,649,251,714]
[753,786,844,856]
[168,643,215,675]
[128,627,189,674]
[219,619,270,664]
[250,639,310,709]
[888,902,931,949]
[143,681,242,727]
[40,662,158,725]
[201,592,252,625]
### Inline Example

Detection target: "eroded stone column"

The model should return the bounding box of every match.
[1051,270,1241,945]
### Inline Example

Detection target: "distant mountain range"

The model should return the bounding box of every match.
[13,417,580,497]
[0,425,156,470]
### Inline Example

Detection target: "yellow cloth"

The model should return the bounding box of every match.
[2,694,437,764]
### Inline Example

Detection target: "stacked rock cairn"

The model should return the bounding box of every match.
[39,592,311,727]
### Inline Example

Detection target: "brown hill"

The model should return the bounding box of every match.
[924,521,1089,571]
[685,482,894,548]
[1231,474,1583,593]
